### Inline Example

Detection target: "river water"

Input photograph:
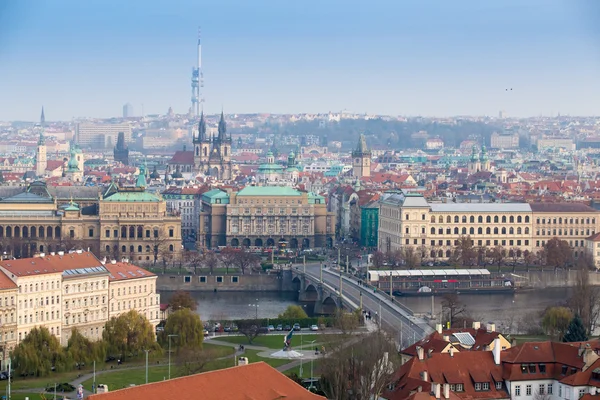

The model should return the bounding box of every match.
[160,287,573,333]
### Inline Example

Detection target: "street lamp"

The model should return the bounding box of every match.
[144,349,150,384]
[168,334,178,379]
[309,340,316,390]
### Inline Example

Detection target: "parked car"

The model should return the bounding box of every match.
[293,323,301,331]
[203,329,209,337]
[276,324,283,331]
[284,324,291,331]
[223,326,232,333]
[310,324,319,331]
[268,325,275,332]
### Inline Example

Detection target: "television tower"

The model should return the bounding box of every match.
[191,27,203,117]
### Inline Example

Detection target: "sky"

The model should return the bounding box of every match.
[1,0,600,121]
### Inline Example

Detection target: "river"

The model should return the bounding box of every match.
[160,287,574,333]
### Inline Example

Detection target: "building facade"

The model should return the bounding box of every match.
[377,191,600,260]
[76,123,132,149]
[0,273,17,369]
[490,132,519,149]
[192,112,233,180]
[199,186,335,249]
[352,134,371,178]
[161,186,205,242]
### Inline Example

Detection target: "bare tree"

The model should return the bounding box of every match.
[544,238,573,270]
[523,250,535,271]
[220,247,259,275]
[402,247,421,270]
[568,255,600,334]
[177,347,220,376]
[371,250,385,269]
[509,247,521,267]
[202,250,219,275]
[490,246,506,271]
[450,236,476,267]
[441,294,466,328]
[320,330,399,400]
[237,320,263,344]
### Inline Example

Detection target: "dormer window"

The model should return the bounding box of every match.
[475,383,482,391]
[561,365,568,375]
[539,364,546,374]
[495,382,503,390]
[528,364,536,373]
[521,364,528,374]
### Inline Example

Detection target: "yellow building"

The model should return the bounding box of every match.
[378,191,599,260]
[0,258,63,344]
[0,178,181,263]
[199,186,335,249]
[0,271,17,369]
[105,260,160,329]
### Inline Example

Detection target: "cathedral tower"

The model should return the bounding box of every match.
[352,134,371,178]
[36,107,47,176]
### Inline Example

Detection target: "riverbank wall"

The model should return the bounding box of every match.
[512,269,600,288]
[156,270,296,292]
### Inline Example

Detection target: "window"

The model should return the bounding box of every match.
[474,383,482,391]
[528,364,536,373]
[520,364,528,374]
[515,385,521,396]
[169,228,174,237]
[539,364,546,373]
[526,385,532,396]
[231,276,239,283]
[105,229,110,238]
[455,384,463,392]
[88,228,94,237]
[559,385,562,397]
[482,382,489,391]
[216,276,223,283]
[580,389,585,398]
[539,384,545,395]
[495,382,503,390]
[548,384,553,395]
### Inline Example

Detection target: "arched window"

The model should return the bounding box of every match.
[22,227,28,238]
[470,216,475,223]
[431,228,436,234]
[517,216,522,223]
[501,216,506,223]
[446,250,451,257]
[525,227,530,234]
[195,147,199,156]
[478,216,483,223]
[462,227,467,234]
[138,245,142,252]
[0,227,3,238]
[446,216,451,223]
[445,228,450,234]
[431,216,435,223]
[47,226,52,238]
[502,227,506,234]
[6,227,11,238]
[478,227,483,234]
[486,227,491,234]
[169,244,174,252]
[146,245,151,253]
[129,226,135,238]
[121,227,127,239]
[462,216,467,223]
[525,216,530,223]
[509,227,514,234]
[494,227,498,234]
[129,245,134,253]
[55,227,60,238]
[454,216,459,223]
[454,227,459,234]
[439,216,443,223]
[517,227,522,234]
[509,216,514,223]
[14,227,20,237]
[137,226,143,238]
[494,216,499,223]
[121,246,126,253]
[486,216,491,223]
[469,227,474,234]
[105,245,110,253]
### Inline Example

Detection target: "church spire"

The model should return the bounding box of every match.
[40,106,45,126]
[218,109,227,141]
[198,110,206,142]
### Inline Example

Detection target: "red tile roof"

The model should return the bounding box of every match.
[169,151,194,165]
[0,270,17,290]
[529,203,598,213]
[103,261,155,282]
[87,362,323,400]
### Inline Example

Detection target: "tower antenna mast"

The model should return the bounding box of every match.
[191,27,203,117]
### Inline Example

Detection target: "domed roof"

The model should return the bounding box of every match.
[266,150,274,158]
[67,149,79,171]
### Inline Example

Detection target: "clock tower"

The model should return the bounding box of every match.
[352,134,371,178]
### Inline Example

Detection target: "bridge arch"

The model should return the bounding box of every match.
[304,283,319,301]
[321,296,339,315]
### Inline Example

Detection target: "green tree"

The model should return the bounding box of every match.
[278,305,308,320]
[160,308,204,352]
[542,306,573,341]
[169,291,197,312]
[563,314,588,342]
[103,310,159,359]
[67,328,107,368]
[12,327,68,377]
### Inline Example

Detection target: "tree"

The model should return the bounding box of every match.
[177,347,220,376]
[237,319,263,344]
[103,310,159,359]
[160,308,204,352]
[320,331,399,400]
[220,247,260,274]
[523,250,535,270]
[67,328,107,369]
[450,236,476,267]
[402,247,421,269]
[12,327,68,377]
[490,246,506,270]
[169,291,197,312]
[509,247,521,266]
[568,255,600,334]
[441,294,466,328]
[202,250,219,275]
[333,309,361,334]
[371,251,385,269]
[563,314,588,342]
[544,238,573,269]
[278,305,308,320]
[541,306,573,341]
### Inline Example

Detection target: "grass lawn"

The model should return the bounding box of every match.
[9,393,59,400]
[214,334,322,349]
[241,349,295,369]
[285,360,322,377]
[203,342,235,357]
[0,371,83,392]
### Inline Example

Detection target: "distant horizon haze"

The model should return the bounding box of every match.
[1,0,599,121]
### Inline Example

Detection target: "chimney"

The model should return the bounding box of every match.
[57,251,64,256]
[443,335,450,342]
[427,349,433,358]
[101,258,106,265]
[493,338,501,365]
[472,321,481,330]
[76,249,82,254]
[449,347,454,358]
[39,253,45,258]
[417,386,423,393]
[50,252,56,256]
[486,322,496,332]
[433,383,441,399]
[416,346,425,360]
[421,371,428,382]
[443,383,450,399]
[111,260,117,264]
[436,323,443,334]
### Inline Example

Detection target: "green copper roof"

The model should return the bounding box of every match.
[237,186,301,197]
[202,189,230,204]
[63,204,80,211]
[103,191,160,202]
[307,192,325,204]
[258,163,284,172]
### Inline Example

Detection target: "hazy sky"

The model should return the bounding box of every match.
[1,0,600,121]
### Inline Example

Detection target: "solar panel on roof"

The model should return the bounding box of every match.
[137,270,146,276]
[452,332,476,346]
[128,271,135,276]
